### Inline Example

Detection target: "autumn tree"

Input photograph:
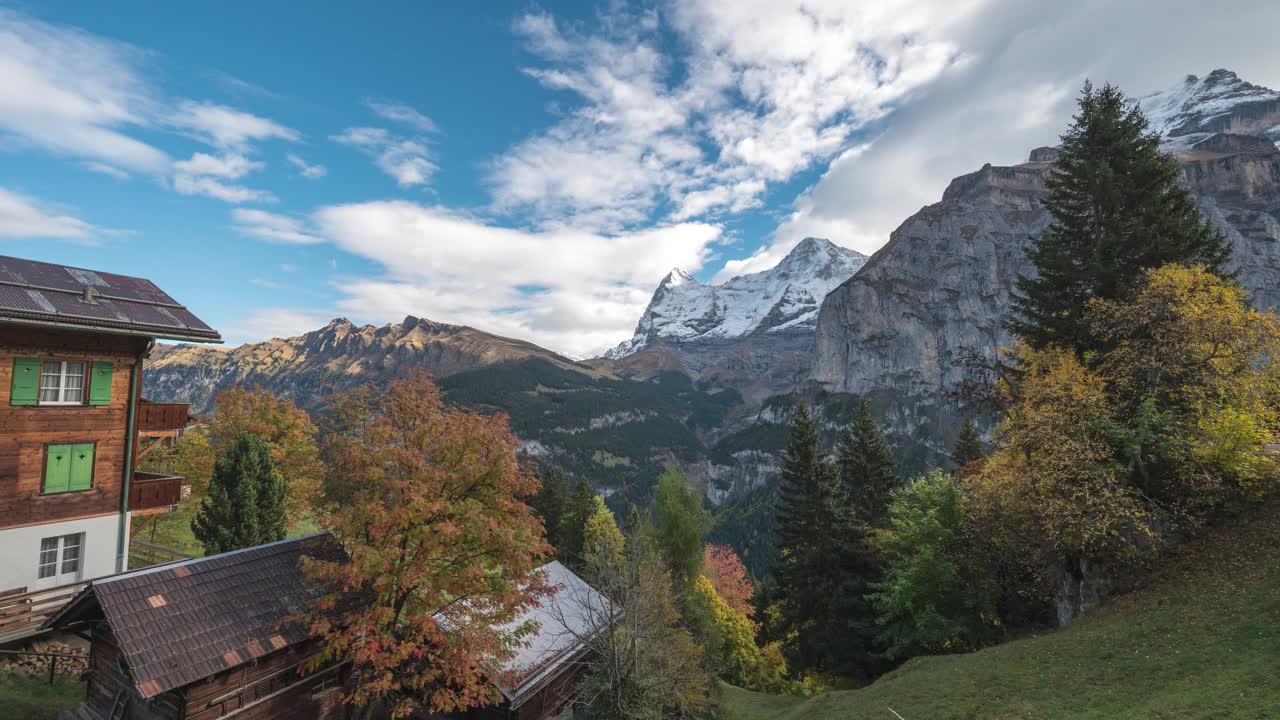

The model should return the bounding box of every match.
[1009,81,1231,354]
[191,433,287,554]
[703,544,754,622]
[565,526,715,720]
[208,387,323,523]
[688,575,790,693]
[582,496,625,573]
[652,467,709,586]
[305,371,551,718]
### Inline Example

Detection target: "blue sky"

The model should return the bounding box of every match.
[3,1,1278,355]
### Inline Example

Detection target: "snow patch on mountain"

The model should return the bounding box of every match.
[607,237,866,358]
[1139,69,1280,152]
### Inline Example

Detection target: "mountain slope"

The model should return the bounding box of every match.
[814,69,1280,464]
[604,238,866,403]
[146,315,588,413]
[723,499,1280,719]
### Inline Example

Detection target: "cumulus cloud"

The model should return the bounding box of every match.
[0,188,101,242]
[311,200,721,356]
[171,151,275,203]
[169,100,298,149]
[334,127,435,187]
[491,1,969,231]
[231,208,323,244]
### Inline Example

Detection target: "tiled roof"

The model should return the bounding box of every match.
[0,255,221,343]
[56,534,337,698]
[498,561,610,708]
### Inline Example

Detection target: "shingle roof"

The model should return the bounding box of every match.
[499,561,610,708]
[54,534,337,698]
[0,255,221,343]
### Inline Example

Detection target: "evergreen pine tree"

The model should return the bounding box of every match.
[951,418,985,468]
[652,467,709,586]
[532,465,570,556]
[192,433,287,555]
[1009,81,1231,354]
[837,400,897,526]
[774,404,822,585]
[560,476,596,567]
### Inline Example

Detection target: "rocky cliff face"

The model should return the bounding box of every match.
[814,69,1280,460]
[145,315,584,413]
[606,237,866,403]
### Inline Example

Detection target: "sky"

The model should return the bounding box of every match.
[2,1,1279,357]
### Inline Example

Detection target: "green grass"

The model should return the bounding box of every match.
[722,504,1280,720]
[131,495,326,567]
[0,674,84,719]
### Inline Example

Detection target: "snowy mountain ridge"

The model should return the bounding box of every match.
[607,237,867,358]
[1139,68,1280,152]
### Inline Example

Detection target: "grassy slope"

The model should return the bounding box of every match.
[0,675,84,720]
[723,505,1280,720]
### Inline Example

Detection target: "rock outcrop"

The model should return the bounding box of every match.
[813,69,1280,461]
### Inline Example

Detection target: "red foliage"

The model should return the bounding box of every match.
[703,544,754,621]
[304,371,551,718]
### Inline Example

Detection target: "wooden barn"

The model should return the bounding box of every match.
[46,533,608,720]
[47,534,346,720]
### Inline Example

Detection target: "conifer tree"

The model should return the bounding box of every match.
[532,465,570,556]
[837,400,897,526]
[192,432,287,555]
[652,467,709,586]
[1009,81,1231,354]
[774,405,822,585]
[951,418,986,468]
[561,476,597,567]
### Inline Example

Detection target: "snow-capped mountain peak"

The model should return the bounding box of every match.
[606,238,867,358]
[1139,69,1280,151]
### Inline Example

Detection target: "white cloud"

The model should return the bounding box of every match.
[0,7,169,173]
[249,277,285,289]
[222,307,338,344]
[232,208,323,244]
[760,0,1280,262]
[0,188,100,242]
[173,152,262,179]
[287,153,327,179]
[172,152,274,203]
[169,100,298,149]
[311,200,721,356]
[491,2,971,231]
[84,162,130,179]
[334,127,435,187]
[367,100,438,133]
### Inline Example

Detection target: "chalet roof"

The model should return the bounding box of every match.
[0,255,221,343]
[499,561,611,709]
[49,534,337,699]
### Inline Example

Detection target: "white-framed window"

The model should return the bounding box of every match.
[37,533,83,584]
[39,360,85,405]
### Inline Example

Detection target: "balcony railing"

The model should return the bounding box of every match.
[137,400,190,433]
[130,471,184,511]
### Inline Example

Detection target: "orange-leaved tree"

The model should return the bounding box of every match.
[305,370,551,719]
[703,544,754,623]
[208,386,323,522]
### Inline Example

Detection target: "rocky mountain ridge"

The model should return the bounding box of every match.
[813,68,1280,463]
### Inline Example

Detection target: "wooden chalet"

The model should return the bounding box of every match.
[46,534,610,720]
[0,254,221,641]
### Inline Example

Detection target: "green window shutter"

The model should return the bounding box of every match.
[10,358,40,406]
[69,443,95,491]
[88,361,113,406]
[44,445,73,494]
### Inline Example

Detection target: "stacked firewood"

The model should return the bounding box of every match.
[0,639,88,677]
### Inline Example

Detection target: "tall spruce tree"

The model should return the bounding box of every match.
[532,465,570,556]
[192,432,287,555]
[561,476,597,567]
[837,400,897,526]
[951,418,985,468]
[1009,81,1231,354]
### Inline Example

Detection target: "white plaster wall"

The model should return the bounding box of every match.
[0,513,124,591]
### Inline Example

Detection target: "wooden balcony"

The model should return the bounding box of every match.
[130,471,184,513]
[137,400,190,434]
[0,581,87,643]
